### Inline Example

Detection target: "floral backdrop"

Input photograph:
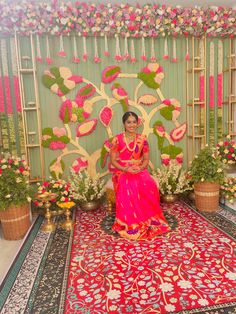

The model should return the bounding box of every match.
[0,1,235,37]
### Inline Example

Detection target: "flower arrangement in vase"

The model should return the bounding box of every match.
[69,170,106,210]
[0,155,33,239]
[152,161,192,202]
[216,136,236,171]
[220,177,236,204]
[34,178,72,214]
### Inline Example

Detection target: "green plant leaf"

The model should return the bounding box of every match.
[160,105,175,120]
[137,72,159,89]
[161,145,182,159]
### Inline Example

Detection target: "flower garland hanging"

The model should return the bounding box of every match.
[0,2,235,37]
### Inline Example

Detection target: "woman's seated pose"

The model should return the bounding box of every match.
[110,111,170,240]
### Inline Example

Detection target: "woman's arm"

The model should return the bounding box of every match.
[110,150,128,172]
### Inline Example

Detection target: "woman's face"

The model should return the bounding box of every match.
[124,115,138,133]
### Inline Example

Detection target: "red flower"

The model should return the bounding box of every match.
[19,167,25,173]
[229,147,234,153]
[43,181,50,187]
[224,141,229,146]
[227,154,232,159]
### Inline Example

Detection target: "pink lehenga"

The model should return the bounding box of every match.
[110,133,170,240]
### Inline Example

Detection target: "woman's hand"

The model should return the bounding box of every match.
[126,165,142,174]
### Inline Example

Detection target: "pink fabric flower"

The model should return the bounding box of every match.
[49,141,67,150]
[72,157,88,172]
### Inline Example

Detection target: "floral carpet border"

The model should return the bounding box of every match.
[0,214,74,314]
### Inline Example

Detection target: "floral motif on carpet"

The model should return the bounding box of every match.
[65,202,236,313]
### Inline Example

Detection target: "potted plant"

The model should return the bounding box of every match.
[216,135,236,172]
[152,162,192,203]
[33,178,72,215]
[220,177,236,205]
[69,170,106,211]
[189,145,224,212]
[0,155,32,240]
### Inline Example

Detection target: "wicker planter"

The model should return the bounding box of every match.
[0,204,30,240]
[194,182,220,212]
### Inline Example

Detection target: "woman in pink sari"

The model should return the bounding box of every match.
[110,111,170,240]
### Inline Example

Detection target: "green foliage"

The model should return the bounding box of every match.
[42,128,70,148]
[161,145,182,159]
[0,156,33,210]
[190,146,224,184]
[137,72,159,89]
[160,105,175,120]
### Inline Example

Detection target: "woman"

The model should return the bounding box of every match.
[110,111,170,240]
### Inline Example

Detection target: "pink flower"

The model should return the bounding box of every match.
[155,124,165,137]
[49,141,67,150]
[161,154,171,166]
[72,157,88,172]
[52,127,66,137]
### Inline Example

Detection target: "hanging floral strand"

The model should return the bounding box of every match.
[163,37,169,60]
[83,36,88,62]
[217,40,223,107]
[141,37,147,61]
[46,35,53,65]
[172,37,177,62]
[199,39,205,106]
[57,35,66,57]
[185,37,190,61]
[115,35,122,62]
[209,41,215,108]
[130,39,137,63]
[72,35,80,63]
[36,35,43,63]
[104,35,110,57]
[150,38,157,63]
[94,36,101,63]
[123,36,130,61]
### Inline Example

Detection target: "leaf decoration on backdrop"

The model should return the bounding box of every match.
[111,83,129,112]
[42,127,70,150]
[170,123,187,142]
[50,157,65,179]
[76,119,98,137]
[160,99,181,121]
[138,94,158,106]
[102,65,121,84]
[153,121,165,150]
[42,67,83,96]
[100,138,113,169]
[137,63,164,89]
[99,107,113,127]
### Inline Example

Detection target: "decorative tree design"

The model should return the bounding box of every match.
[42,63,186,179]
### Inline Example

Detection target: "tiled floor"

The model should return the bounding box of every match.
[0,227,23,284]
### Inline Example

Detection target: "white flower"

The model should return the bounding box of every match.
[184,242,194,248]
[109,305,117,311]
[107,289,121,300]
[5,194,11,198]
[159,282,174,292]
[170,298,178,303]
[77,278,85,283]
[225,272,236,280]
[79,290,87,296]
[27,197,31,202]
[140,293,148,299]
[177,280,192,289]
[219,237,230,243]
[198,299,209,306]
[165,304,176,312]
[1,165,7,169]
[138,281,146,286]
[164,271,174,276]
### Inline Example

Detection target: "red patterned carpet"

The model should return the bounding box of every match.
[64,201,236,313]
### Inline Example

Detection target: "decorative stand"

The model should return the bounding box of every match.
[57,202,75,231]
[37,192,57,232]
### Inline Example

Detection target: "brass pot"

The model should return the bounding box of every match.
[161,194,179,204]
[79,200,100,211]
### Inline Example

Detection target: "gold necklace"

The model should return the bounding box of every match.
[124,134,137,152]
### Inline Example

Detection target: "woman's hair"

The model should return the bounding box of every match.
[122,111,138,124]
